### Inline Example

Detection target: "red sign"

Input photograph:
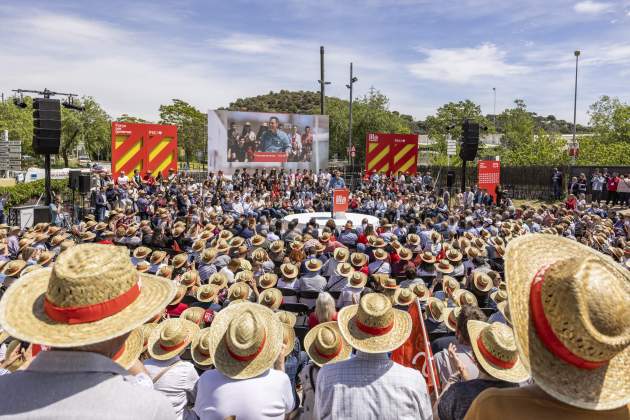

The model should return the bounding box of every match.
[111,122,177,180]
[253,152,288,163]
[332,189,349,213]
[478,160,501,203]
[365,133,418,175]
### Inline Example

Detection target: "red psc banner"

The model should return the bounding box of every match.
[332,189,349,213]
[478,160,501,203]
[365,133,418,175]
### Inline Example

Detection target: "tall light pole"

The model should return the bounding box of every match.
[317,46,330,115]
[572,50,580,165]
[492,87,497,127]
[346,62,358,169]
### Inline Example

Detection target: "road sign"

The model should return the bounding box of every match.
[447,138,457,156]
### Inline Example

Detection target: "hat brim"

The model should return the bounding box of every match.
[304,322,352,367]
[208,302,283,380]
[281,324,296,357]
[506,234,630,410]
[0,269,176,348]
[191,328,214,366]
[148,319,199,360]
[337,304,412,354]
[468,320,529,383]
[114,327,144,370]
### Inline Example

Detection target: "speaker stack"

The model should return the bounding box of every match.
[79,174,91,195]
[32,99,61,155]
[459,120,479,161]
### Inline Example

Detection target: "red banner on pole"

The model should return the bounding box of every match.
[478,160,501,203]
[332,189,349,213]
[365,133,418,175]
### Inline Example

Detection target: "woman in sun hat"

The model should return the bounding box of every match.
[145,318,200,420]
[193,302,294,419]
[0,243,177,418]
[437,321,528,420]
[466,234,630,419]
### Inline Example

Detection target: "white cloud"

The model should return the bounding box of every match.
[574,1,612,14]
[216,34,287,54]
[407,43,528,83]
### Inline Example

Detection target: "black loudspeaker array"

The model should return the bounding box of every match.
[32,98,61,155]
[68,170,81,190]
[447,170,455,190]
[79,174,91,194]
[459,120,479,161]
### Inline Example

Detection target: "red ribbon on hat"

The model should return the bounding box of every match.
[227,334,267,362]
[112,343,126,361]
[44,282,141,325]
[476,336,516,369]
[355,319,394,336]
[530,265,608,370]
[159,340,188,352]
[315,340,342,360]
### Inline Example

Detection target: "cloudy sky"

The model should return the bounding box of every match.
[1,0,629,123]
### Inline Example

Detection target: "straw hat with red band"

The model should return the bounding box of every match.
[113,326,144,370]
[467,320,530,383]
[181,307,207,327]
[304,321,352,367]
[337,293,412,353]
[444,307,461,332]
[275,310,297,327]
[394,288,415,306]
[410,283,430,301]
[148,318,200,360]
[207,301,283,379]
[506,234,630,410]
[191,327,214,367]
[0,244,175,348]
[442,276,460,298]
[435,260,454,274]
[472,271,493,293]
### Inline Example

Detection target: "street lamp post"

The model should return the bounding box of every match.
[492,87,497,128]
[572,50,580,165]
[346,62,358,174]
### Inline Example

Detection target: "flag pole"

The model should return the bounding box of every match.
[417,299,441,400]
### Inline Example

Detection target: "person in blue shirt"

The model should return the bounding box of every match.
[328,170,346,189]
[260,116,291,152]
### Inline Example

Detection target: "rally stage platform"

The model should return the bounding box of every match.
[283,212,380,232]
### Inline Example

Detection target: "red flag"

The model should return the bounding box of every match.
[391,300,441,397]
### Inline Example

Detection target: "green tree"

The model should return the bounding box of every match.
[0,97,34,156]
[116,114,154,124]
[502,129,569,165]
[59,97,111,166]
[159,99,206,165]
[588,95,630,143]
[498,99,535,150]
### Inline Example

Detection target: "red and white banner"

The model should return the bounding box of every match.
[478,160,501,203]
[365,133,418,175]
[332,189,349,213]
[253,152,288,163]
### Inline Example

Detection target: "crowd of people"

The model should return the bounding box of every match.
[0,166,628,420]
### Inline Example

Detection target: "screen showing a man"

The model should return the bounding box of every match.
[260,117,291,153]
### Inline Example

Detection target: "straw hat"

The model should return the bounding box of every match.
[20,264,43,277]
[446,249,463,263]
[444,307,461,332]
[373,248,388,261]
[113,327,144,370]
[200,248,218,265]
[350,252,368,267]
[181,306,206,327]
[192,240,206,253]
[435,260,454,274]
[227,282,251,301]
[420,251,436,264]
[207,302,283,379]
[410,283,430,301]
[195,284,219,303]
[442,276,460,297]
[394,288,415,306]
[0,244,175,348]
[472,271,493,293]
[390,240,402,252]
[380,277,398,290]
[280,323,296,357]
[397,248,413,261]
[496,301,512,325]
[468,320,529,383]
[258,288,283,310]
[337,293,412,353]
[275,310,297,327]
[191,327,214,366]
[209,272,228,289]
[150,250,167,265]
[251,235,265,247]
[305,258,322,272]
[259,273,278,289]
[304,321,352,367]
[148,318,199,360]
[347,271,367,288]
[335,262,354,278]
[235,270,253,283]
[156,265,173,280]
[280,263,299,279]
[452,289,478,307]
[172,253,188,269]
[371,237,386,248]
[333,247,349,263]
[490,289,508,304]
[426,297,447,323]
[136,260,150,273]
[505,234,630,410]
[2,260,26,278]
[251,248,268,263]
[133,246,152,259]
[169,285,188,306]
[215,239,230,254]
[407,234,420,247]
[218,230,233,241]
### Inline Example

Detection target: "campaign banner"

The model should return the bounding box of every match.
[478,160,501,203]
[365,133,418,175]
[208,110,329,174]
[111,122,177,181]
[332,189,349,213]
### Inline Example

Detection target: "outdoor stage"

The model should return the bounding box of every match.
[283,212,379,232]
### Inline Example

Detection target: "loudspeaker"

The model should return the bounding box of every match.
[447,170,455,190]
[459,120,479,161]
[32,98,61,155]
[33,206,51,224]
[69,170,81,189]
[79,174,91,194]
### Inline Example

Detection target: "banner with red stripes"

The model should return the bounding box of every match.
[365,133,418,175]
[111,122,178,181]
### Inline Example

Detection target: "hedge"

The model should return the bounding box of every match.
[0,179,71,208]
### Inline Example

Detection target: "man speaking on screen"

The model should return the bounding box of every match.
[260,116,292,153]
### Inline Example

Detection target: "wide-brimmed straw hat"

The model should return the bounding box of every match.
[304,321,352,367]
[136,261,150,273]
[215,239,230,254]
[394,288,415,306]
[420,251,436,264]
[113,327,144,370]
[446,249,463,263]
[150,250,167,265]
[350,252,368,267]
[452,289,478,307]
[373,248,388,261]
[305,258,322,272]
[410,283,430,301]
[426,297,447,322]
[442,276,460,297]
[347,271,367,288]
[505,234,630,410]
[397,248,413,261]
[196,284,219,303]
[407,234,420,247]
[269,240,284,254]
[468,320,529,383]
[181,307,207,327]
[258,288,283,310]
[207,301,283,379]
[169,285,188,306]
[259,273,278,289]
[0,244,175,348]
[280,263,299,279]
[191,327,214,366]
[371,237,386,248]
[333,247,349,263]
[275,310,297,327]
[490,289,508,304]
[209,272,228,289]
[335,262,354,278]
[472,271,493,293]
[148,318,199,360]
[227,282,251,301]
[337,293,412,353]
[2,260,27,277]
[435,260,454,274]
[251,235,266,247]
[172,253,188,269]
[235,270,253,283]
[133,246,152,259]
[444,307,461,332]
[192,239,206,253]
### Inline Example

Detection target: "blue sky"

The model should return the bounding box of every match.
[1,0,629,123]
